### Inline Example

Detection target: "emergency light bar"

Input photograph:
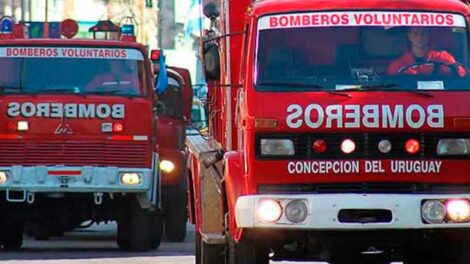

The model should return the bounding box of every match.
[119,16,137,42]
[89,20,121,40]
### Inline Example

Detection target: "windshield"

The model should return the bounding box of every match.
[0,47,146,96]
[256,11,470,91]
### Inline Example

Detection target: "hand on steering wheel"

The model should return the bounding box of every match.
[398,61,459,77]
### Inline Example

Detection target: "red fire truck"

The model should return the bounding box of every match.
[187,0,470,263]
[151,52,193,242]
[0,18,162,251]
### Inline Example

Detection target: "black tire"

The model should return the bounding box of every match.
[116,197,153,252]
[226,232,269,264]
[1,220,24,250]
[195,232,224,264]
[164,190,187,242]
[150,209,163,250]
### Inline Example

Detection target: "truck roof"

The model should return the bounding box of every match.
[0,39,147,54]
[252,0,469,16]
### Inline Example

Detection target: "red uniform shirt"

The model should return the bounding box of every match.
[388,50,466,77]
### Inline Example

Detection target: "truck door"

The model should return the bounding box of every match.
[154,67,193,188]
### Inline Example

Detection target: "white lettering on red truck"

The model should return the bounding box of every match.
[286,104,444,129]
[287,160,442,174]
[6,102,125,119]
[259,12,466,30]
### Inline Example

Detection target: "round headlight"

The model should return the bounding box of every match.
[0,172,8,185]
[120,173,142,185]
[257,199,282,223]
[160,160,175,173]
[446,199,470,222]
[285,199,308,223]
[422,200,446,224]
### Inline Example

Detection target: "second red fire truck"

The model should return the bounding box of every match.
[0,18,162,251]
[188,0,470,263]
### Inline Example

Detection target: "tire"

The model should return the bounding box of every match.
[1,220,24,250]
[164,190,187,242]
[116,197,153,252]
[195,232,224,264]
[226,232,269,264]
[150,209,163,250]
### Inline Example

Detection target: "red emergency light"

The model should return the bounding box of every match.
[60,19,79,39]
[150,49,161,61]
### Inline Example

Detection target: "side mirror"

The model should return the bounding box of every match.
[203,2,220,19]
[203,42,221,82]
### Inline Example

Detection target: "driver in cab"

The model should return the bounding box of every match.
[388,27,466,77]
[85,60,140,94]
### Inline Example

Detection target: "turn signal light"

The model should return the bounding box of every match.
[313,139,327,153]
[405,139,420,154]
[7,121,29,131]
[378,139,392,154]
[113,123,124,132]
[341,139,356,154]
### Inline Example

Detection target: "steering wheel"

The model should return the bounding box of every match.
[398,61,459,77]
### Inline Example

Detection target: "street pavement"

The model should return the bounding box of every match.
[0,223,400,264]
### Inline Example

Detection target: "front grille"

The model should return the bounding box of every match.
[0,140,151,168]
[258,183,470,194]
[256,133,470,159]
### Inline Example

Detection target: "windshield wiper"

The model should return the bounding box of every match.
[37,88,80,93]
[0,86,22,93]
[360,83,434,98]
[257,82,352,98]
[85,89,137,98]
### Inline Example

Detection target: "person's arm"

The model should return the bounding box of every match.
[432,51,467,77]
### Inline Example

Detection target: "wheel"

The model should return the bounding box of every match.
[116,197,153,252]
[225,232,269,264]
[164,190,187,242]
[0,219,24,250]
[150,209,163,250]
[195,232,224,264]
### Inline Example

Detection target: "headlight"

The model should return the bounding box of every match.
[285,199,308,223]
[446,199,470,223]
[257,199,283,223]
[422,200,446,224]
[0,171,8,185]
[159,160,175,173]
[120,173,142,185]
[437,139,470,155]
[260,139,295,156]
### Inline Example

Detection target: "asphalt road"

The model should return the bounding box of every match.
[0,223,401,264]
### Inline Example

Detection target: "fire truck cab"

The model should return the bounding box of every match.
[151,52,193,242]
[188,0,470,263]
[0,17,162,251]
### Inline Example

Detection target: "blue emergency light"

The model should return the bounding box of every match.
[121,24,135,36]
[0,16,14,34]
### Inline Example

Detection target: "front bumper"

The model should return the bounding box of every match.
[0,165,153,193]
[235,193,470,230]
